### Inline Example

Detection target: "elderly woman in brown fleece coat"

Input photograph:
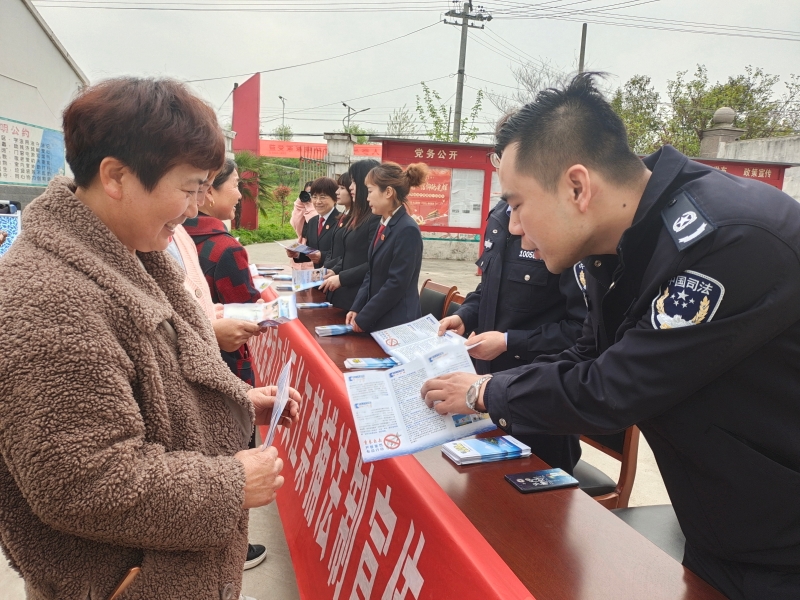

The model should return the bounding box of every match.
[0,78,300,600]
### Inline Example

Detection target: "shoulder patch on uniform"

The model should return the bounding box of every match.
[650,270,725,329]
[661,191,715,251]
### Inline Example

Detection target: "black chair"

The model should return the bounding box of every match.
[420,279,457,320]
[573,427,640,509]
[444,292,466,318]
[612,505,686,562]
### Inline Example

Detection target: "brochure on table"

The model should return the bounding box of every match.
[292,267,327,292]
[344,342,495,463]
[371,314,474,363]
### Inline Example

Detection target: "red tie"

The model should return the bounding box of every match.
[374,224,386,248]
[317,217,324,236]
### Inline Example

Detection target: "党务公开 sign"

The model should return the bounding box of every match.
[0,118,66,186]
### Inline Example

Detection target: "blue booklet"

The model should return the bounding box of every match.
[442,435,531,465]
[315,324,353,337]
[297,302,332,309]
[504,468,580,494]
[344,357,398,369]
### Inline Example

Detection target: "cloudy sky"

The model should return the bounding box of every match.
[33,0,800,142]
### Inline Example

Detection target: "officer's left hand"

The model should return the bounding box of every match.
[466,331,507,361]
[421,372,484,415]
[307,250,322,263]
[319,274,341,292]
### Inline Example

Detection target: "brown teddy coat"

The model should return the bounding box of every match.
[0,178,256,599]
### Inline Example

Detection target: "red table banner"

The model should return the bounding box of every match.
[250,289,534,600]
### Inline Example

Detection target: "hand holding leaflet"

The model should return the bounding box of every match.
[261,361,292,450]
[275,240,316,255]
[292,267,327,292]
[371,315,474,363]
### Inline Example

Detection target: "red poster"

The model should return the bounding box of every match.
[406,167,452,227]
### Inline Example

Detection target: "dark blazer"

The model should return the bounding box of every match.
[324,213,381,311]
[351,206,422,332]
[294,207,340,268]
[484,146,800,598]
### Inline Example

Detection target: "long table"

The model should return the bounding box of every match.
[250,288,725,600]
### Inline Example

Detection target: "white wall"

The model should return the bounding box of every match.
[718,135,800,201]
[0,0,86,131]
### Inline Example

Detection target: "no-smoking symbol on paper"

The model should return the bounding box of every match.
[386,337,399,347]
[383,433,401,449]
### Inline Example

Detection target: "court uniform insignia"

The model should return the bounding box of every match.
[661,191,715,251]
[650,270,725,329]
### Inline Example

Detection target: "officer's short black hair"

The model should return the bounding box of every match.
[494,72,644,191]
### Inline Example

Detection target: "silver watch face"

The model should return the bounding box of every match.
[466,384,477,409]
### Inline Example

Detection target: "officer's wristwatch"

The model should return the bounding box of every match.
[466,375,492,413]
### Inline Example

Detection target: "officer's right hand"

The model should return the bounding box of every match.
[438,315,465,336]
[237,446,284,509]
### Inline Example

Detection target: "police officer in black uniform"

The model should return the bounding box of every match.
[421,74,800,600]
[438,199,587,473]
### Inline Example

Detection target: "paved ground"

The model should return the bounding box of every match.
[0,241,669,599]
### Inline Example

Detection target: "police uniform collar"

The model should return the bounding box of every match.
[584,146,689,287]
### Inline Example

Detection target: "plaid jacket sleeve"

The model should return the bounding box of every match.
[199,236,261,304]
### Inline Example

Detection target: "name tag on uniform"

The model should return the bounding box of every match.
[518,249,538,261]
[484,239,493,249]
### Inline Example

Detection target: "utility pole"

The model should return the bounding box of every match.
[278,95,287,127]
[341,102,370,132]
[445,1,491,142]
[578,23,587,74]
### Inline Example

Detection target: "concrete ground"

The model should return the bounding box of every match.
[0,241,669,599]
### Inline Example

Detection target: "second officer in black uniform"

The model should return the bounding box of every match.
[438,199,587,472]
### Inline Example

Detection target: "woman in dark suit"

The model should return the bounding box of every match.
[320,160,381,311]
[346,161,428,333]
[286,176,340,269]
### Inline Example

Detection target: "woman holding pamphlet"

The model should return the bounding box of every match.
[0,77,300,599]
[320,160,381,311]
[285,176,340,269]
[346,161,427,332]
[184,158,263,386]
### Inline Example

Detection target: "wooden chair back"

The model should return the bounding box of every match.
[444,292,466,318]
[420,279,457,320]
[580,426,641,509]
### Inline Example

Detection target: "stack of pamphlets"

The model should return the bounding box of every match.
[271,274,292,281]
[344,357,398,369]
[252,277,272,292]
[315,324,353,337]
[275,285,293,291]
[292,267,327,291]
[343,341,495,463]
[371,314,477,364]
[297,302,332,309]
[276,240,317,255]
[442,436,531,466]
[223,295,298,326]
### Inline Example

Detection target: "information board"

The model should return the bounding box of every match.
[0,118,66,186]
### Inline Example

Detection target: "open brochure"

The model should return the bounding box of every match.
[292,267,327,292]
[222,295,298,326]
[343,342,495,462]
[275,240,317,255]
[371,314,473,364]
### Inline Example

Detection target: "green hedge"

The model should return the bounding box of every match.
[232,223,297,246]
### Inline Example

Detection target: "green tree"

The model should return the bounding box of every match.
[341,123,377,144]
[610,75,663,154]
[272,124,293,141]
[233,151,281,222]
[415,82,484,142]
[610,66,800,156]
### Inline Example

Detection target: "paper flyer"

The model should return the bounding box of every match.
[261,360,292,450]
[371,314,470,364]
[222,295,298,326]
[343,343,495,462]
[276,240,316,255]
[292,267,327,292]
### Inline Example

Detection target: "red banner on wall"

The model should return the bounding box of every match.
[250,290,534,600]
[406,167,452,227]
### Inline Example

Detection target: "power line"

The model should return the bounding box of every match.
[187,21,441,82]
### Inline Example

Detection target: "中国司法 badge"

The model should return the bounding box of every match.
[650,270,724,329]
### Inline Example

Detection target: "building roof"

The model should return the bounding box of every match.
[20,0,89,86]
